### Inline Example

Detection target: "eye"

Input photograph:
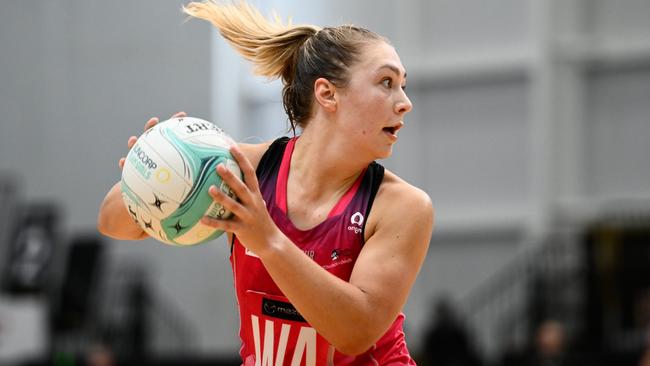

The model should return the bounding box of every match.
[381,78,393,88]
[401,84,407,91]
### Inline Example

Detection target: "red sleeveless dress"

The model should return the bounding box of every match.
[231,137,416,365]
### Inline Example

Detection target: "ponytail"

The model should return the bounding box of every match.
[183,1,318,85]
[184,1,383,129]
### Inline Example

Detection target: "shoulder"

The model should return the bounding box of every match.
[365,169,434,240]
[377,169,434,218]
[237,140,274,170]
[237,136,294,170]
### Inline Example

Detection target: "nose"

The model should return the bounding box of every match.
[395,90,413,115]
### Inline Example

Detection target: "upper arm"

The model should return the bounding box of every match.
[237,141,273,171]
[348,182,434,335]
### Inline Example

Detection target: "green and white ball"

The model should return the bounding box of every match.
[120,117,241,246]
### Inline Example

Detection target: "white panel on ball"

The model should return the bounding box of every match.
[120,117,241,246]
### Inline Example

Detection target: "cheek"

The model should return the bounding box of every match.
[347,86,382,109]
[350,98,381,122]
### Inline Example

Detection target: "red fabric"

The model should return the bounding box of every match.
[231,138,415,365]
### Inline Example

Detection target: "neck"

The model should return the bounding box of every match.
[289,123,369,199]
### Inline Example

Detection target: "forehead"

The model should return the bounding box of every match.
[354,41,406,76]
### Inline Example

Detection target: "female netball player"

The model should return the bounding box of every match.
[98,1,434,364]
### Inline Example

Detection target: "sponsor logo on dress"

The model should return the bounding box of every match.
[323,248,353,270]
[330,248,352,262]
[347,211,364,235]
[262,298,306,322]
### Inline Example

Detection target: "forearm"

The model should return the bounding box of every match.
[97,182,148,240]
[257,233,387,355]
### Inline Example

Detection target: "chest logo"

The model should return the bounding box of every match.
[347,212,364,235]
[350,212,364,226]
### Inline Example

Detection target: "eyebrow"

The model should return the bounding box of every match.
[378,64,407,79]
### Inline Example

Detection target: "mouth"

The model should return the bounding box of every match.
[382,121,404,139]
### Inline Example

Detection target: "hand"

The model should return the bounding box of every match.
[201,145,282,255]
[118,111,187,169]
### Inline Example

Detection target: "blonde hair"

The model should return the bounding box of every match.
[183,1,384,128]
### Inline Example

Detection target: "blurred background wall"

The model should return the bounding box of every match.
[1,0,650,365]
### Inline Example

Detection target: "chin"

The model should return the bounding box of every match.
[376,146,394,160]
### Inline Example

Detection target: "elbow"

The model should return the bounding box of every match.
[336,340,375,357]
[97,194,115,237]
[332,330,381,356]
[328,306,396,356]
[96,208,146,241]
[96,211,113,238]
[96,207,122,239]
[336,345,371,357]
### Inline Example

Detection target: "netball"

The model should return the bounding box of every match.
[120,117,241,246]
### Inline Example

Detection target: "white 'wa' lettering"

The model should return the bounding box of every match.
[251,314,317,366]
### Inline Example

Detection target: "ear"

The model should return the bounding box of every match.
[313,77,337,112]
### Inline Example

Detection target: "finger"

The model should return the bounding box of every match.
[230,145,259,190]
[171,111,187,119]
[119,157,126,169]
[201,215,239,232]
[127,136,138,149]
[144,117,159,132]
[208,184,246,218]
[216,163,253,205]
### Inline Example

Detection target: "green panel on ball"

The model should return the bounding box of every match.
[161,156,223,243]
[159,128,241,244]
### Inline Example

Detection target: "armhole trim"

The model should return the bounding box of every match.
[361,162,385,245]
